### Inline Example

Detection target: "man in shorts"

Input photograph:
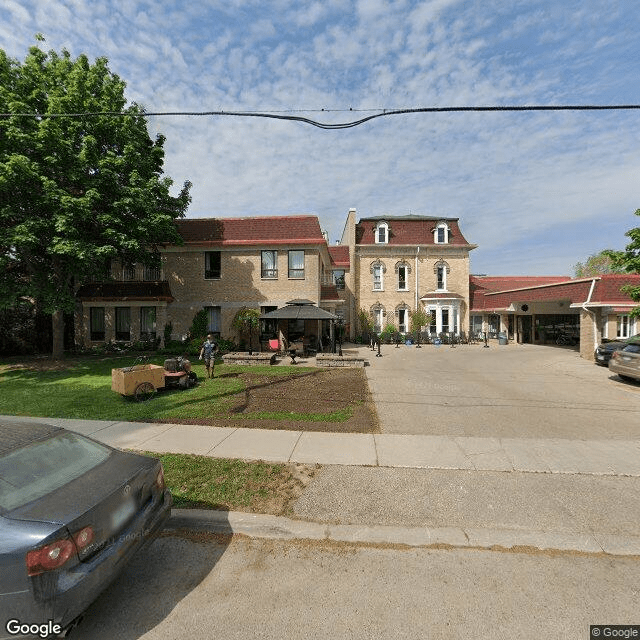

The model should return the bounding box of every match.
[198,333,218,379]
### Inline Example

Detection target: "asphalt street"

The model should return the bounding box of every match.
[73,533,640,640]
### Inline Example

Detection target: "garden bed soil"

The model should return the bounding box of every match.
[173,368,379,433]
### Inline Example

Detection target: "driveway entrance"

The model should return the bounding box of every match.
[362,343,640,440]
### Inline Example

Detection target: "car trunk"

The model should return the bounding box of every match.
[5,451,159,562]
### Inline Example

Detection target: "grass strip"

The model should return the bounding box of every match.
[144,451,308,514]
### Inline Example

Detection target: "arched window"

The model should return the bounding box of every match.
[434,260,450,291]
[370,260,386,291]
[374,221,389,244]
[395,260,411,291]
[395,303,410,333]
[370,303,385,333]
[433,222,450,244]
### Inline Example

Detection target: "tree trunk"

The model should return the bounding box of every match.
[52,309,65,359]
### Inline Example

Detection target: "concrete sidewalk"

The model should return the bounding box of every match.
[4,414,640,476]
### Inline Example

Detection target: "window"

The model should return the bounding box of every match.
[115,307,131,341]
[261,251,278,279]
[398,265,408,291]
[206,306,221,335]
[373,265,383,290]
[260,306,278,340]
[140,307,156,339]
[429,310,437,335]
[441,309,450,334]
[436,266,446,290]
[205,251,221,279]
[398,308,408,333]
[90,307,105,341]
[434,223,449,244]
[470,315,483,337]
[333,270,345,290]
[373,307,385,333]
[617,315,634,338]
[375,222,389,244]
[288,250,305,278]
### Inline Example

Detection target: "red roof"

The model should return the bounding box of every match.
[174,216,326,246]
[470,274,640,311]
[356,216,472,246]
[591,274,640,303]
[328,246,350,267]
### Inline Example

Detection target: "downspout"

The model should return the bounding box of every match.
[415,246,420,311]
[581,278,598,357]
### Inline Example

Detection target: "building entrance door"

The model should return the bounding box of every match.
[519,316,532,343]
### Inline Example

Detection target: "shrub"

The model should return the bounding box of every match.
[188,309,209,341]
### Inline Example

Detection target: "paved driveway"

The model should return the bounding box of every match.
[359,343,640,440]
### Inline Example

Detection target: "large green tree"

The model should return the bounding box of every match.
[0,42,191,357]
[572,249,624,278]
[605,209,640,318]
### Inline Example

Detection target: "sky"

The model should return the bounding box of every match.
[1,0,639,276]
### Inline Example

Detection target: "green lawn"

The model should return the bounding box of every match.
[0,356,314,423]
[146,452,313,513]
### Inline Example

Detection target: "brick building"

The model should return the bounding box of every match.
[75,209,639,361]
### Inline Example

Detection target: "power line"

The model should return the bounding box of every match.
[1,104,640,129]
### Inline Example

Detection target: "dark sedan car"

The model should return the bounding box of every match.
[594,333,640,365]
[0,420,172,639]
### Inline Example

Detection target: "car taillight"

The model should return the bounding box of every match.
[155,465,165,491]
[26,538,75,576]
[73,526,95,550]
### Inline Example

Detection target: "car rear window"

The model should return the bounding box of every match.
[0,432,111,512]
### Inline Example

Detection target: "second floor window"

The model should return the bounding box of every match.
[261,251,278,278]
[205,251,221,279]
[373,265,383,290]
[288,250,305,278]
[398,265,408,290]
[436,266,446,290]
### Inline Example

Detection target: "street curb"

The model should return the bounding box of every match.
[166,509,640,557]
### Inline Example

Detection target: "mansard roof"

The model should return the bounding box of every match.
[174,215,326,246]
[355,215,473,246]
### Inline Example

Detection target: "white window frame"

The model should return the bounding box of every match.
[617,314,634,339]
[375,222,389,244]
[397,308,408,333]
[434,223,449,244]
[288,250,305,279]
[397,265,408,291]
[373,307,384,333]
[373,265,383,291]
[436,265,447,291]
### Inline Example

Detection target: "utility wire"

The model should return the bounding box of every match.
[2,105,640,129]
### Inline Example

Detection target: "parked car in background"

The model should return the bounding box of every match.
[0,420,172,639]
[609,343,640,383]
[595,334,640,365]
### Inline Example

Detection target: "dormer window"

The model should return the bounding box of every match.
[434,222,450,244]
[375,221,389,244]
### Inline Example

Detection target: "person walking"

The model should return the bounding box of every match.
[198,333,218,379]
